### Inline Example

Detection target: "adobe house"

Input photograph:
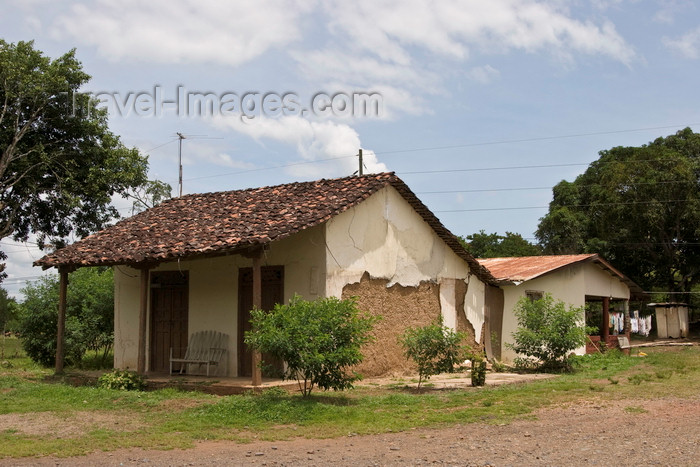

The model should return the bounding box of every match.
[477,254,643,362]
[35,173,499,382]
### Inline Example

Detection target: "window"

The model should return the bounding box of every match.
[526,290,544,301]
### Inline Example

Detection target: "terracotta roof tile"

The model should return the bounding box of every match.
[34,173,496,285]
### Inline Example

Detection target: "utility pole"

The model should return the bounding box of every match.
[358,148,363,176]
[177,132,185,197]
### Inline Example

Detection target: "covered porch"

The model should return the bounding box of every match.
[50,244,272,386]
[584,295,631,353]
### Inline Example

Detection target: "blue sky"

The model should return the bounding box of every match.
[3,0,700,297]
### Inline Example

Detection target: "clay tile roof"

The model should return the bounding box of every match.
[477,254,643,295]
[34,172,496,285]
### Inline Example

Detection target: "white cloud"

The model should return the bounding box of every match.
[197,152,256,170]
[467,65,501,84]
[291,0,635,118]
[50,0,635,70]
[663,27,700,58]
[45,0,638,157]
[23,15,42,33]
[209,115,388,178]
[589,0,627,11]
[321,0,635,64]
[52,0,313,66]
[652,0,695,24]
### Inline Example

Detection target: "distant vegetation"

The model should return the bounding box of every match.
[537,128,700,301]
[459,230,542,258]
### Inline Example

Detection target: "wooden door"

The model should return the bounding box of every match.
[150,271,189,373]
[238,266,284,377]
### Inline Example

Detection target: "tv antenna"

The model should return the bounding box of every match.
[175,132,223,196]
[177,132,186,197]
[353,148,367,176]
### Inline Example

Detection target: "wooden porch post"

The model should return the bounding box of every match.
[251,253,263,386]
[137,266,150,374]
[55,268,69,375]
[601,296,610,344]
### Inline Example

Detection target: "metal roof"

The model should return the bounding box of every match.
[477,254,644,296]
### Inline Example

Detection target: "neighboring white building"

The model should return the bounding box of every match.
[478,254,642,362]
[36,173,498,378]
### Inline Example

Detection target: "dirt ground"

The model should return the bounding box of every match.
[6,396,699,467]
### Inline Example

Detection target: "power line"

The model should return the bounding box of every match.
[159,123,698,184]
[183,153,357,182]
[0,241,40,247]
[416,179,697,195]
[4,275,46,281]
[373,123,700,156]
[181,149,700,185]
[435,198,694,213]
[139,122,700,185]
[145,138,178,153]
[400,162,589,175]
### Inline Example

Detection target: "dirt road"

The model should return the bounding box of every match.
[7,397,699,466]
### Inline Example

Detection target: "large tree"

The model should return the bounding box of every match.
[0,40,150,279]
[459,230,542,258]
[536,128,700,293]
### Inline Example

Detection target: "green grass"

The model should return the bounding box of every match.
[1,337,699,459]
[623,405,648,414]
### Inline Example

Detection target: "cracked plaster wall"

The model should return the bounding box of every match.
[326,186,488,373]
[325,186,475,294]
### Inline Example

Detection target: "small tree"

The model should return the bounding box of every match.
[0,287,18,333]
[17,268,114,367]
[400,318,469,388]
[245,295,379,396]
[507,294,588,371]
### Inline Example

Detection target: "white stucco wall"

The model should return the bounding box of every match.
[113,266,142,370]
[499,262,631,362]
[465,276,486,343]
[324,185,486,338]
[439,279,457,330]
[113,224,326,376]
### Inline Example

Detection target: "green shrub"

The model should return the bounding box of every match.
[98,369,146,391]
[471,358,487,387]
[512,356,540,372]
[628,373,654,385]
[491,360,507,373]
[507,294,590,371]
[399,318,469,388]
[245,295,379,396]
[17,268,114,368]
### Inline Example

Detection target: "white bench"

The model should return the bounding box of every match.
[169,330,228,376]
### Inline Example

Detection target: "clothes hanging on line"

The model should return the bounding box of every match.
[609,312,625,334]
[630,310,652,337]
